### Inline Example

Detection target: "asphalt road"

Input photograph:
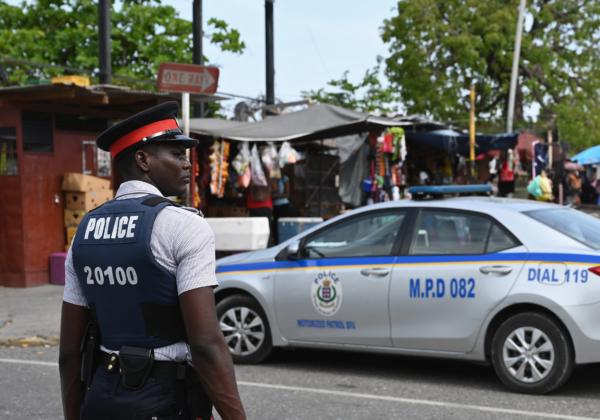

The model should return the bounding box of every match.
[1,346,599,420]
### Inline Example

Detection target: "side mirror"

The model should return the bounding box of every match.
[286,241,301,260]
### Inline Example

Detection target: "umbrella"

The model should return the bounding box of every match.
[571,145,600,165]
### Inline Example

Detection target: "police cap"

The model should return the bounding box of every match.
[97,101,198,158]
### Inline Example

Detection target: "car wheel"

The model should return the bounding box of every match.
[491,312,573,394]
[216,295,273,364]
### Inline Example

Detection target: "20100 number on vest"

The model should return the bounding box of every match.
[83,266,138,286]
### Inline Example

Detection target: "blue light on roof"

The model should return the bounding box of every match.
[408,184,492,198]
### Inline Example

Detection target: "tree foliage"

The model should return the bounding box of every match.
[303,59,397,114]
[0,0,245,89]
[381,0,600,150]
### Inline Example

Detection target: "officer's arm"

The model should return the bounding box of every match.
[180,287,246,420]
[59,302,90,420]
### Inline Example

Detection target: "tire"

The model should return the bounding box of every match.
[216,295,273,364]
[491,312,574,394]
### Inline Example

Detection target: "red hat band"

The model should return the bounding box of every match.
[109,118,180,158]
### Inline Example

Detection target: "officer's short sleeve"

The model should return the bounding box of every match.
[160,207,218,295]
[63,245,88,307]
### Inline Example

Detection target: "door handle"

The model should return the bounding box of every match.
[360,267,391,277]
[479,265,512,276]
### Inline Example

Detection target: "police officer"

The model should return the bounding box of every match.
[58,102,246,420]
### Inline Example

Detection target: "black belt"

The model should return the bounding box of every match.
[98,351,187,380]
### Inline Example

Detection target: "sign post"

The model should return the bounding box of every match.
[182,92,191,206]
[182,93,190,137]
[156,62,220,205]
[157,62,219,136]
[157,62,219,94]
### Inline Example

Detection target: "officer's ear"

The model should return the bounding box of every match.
[134,149,152,173]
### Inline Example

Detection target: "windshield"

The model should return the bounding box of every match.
[525,208,600,250]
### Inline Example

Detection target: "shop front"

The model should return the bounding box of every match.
[0,83,218,287]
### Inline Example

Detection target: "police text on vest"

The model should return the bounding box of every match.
[84,215,139,240]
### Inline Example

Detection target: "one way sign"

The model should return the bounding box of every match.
[157,62,220,94]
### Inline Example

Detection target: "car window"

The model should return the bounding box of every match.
[486,224,518,253]
[525,208,600,250]
[409,209,492,255]
[304,211,406,258]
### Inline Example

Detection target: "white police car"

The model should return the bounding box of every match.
[214,187,600,394]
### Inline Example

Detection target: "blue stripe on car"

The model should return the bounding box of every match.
[216,253,600,274]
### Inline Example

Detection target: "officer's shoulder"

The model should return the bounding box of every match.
[161,205,210,228]
[142,195,198,214]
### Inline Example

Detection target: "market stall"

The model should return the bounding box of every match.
[403,128,520,185]
[187,104,416,248]
[188,104,413,218]
[188,103,525,249]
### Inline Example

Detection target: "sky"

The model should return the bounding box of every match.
[4,0,397,107]
[5,1,539,122]
[163,0,397,110]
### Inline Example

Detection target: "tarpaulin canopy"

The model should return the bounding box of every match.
[188,103,411,142]
[405,129,519,155]
[571,145,600,165]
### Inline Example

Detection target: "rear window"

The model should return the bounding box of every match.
[409,209,518,255]
[525,208,600,250]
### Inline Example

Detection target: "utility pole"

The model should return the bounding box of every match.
[98,0,112,84]
[469,84,476,178]
[506,0,527,132]
[192,0,204,118]
[265,0,275,106]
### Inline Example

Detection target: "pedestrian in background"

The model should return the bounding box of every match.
[592,172,600,205]
[488,155,499,182]
[498,159,515,198]
[246,182,275,245]
[580,170,597,204]
[527,169,553,202]
[565,169,582,205]
[59,102,246,420]
[538,170,554,202]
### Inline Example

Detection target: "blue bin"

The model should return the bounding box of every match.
[277,217,323,243]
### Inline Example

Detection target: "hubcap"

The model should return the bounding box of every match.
[219,306,265,356]
[502,326,555,383]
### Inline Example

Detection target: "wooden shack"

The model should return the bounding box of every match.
[0,83,217,287]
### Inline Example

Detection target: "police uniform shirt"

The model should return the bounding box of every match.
[63,180,218,361]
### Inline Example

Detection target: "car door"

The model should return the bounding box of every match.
[274,209,408,346]
[390,208,526,352]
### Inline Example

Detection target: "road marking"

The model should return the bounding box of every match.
[0,358,58,367]
[0,358,594,420]
[238,381,597,420]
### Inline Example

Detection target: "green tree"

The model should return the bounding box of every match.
[380,0,600,151]
[303,59,397,114]
[0,0,245,89]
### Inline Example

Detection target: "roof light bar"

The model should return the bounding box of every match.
[408,184,493,200]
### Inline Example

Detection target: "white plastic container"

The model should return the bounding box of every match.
[205,217,270,251]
